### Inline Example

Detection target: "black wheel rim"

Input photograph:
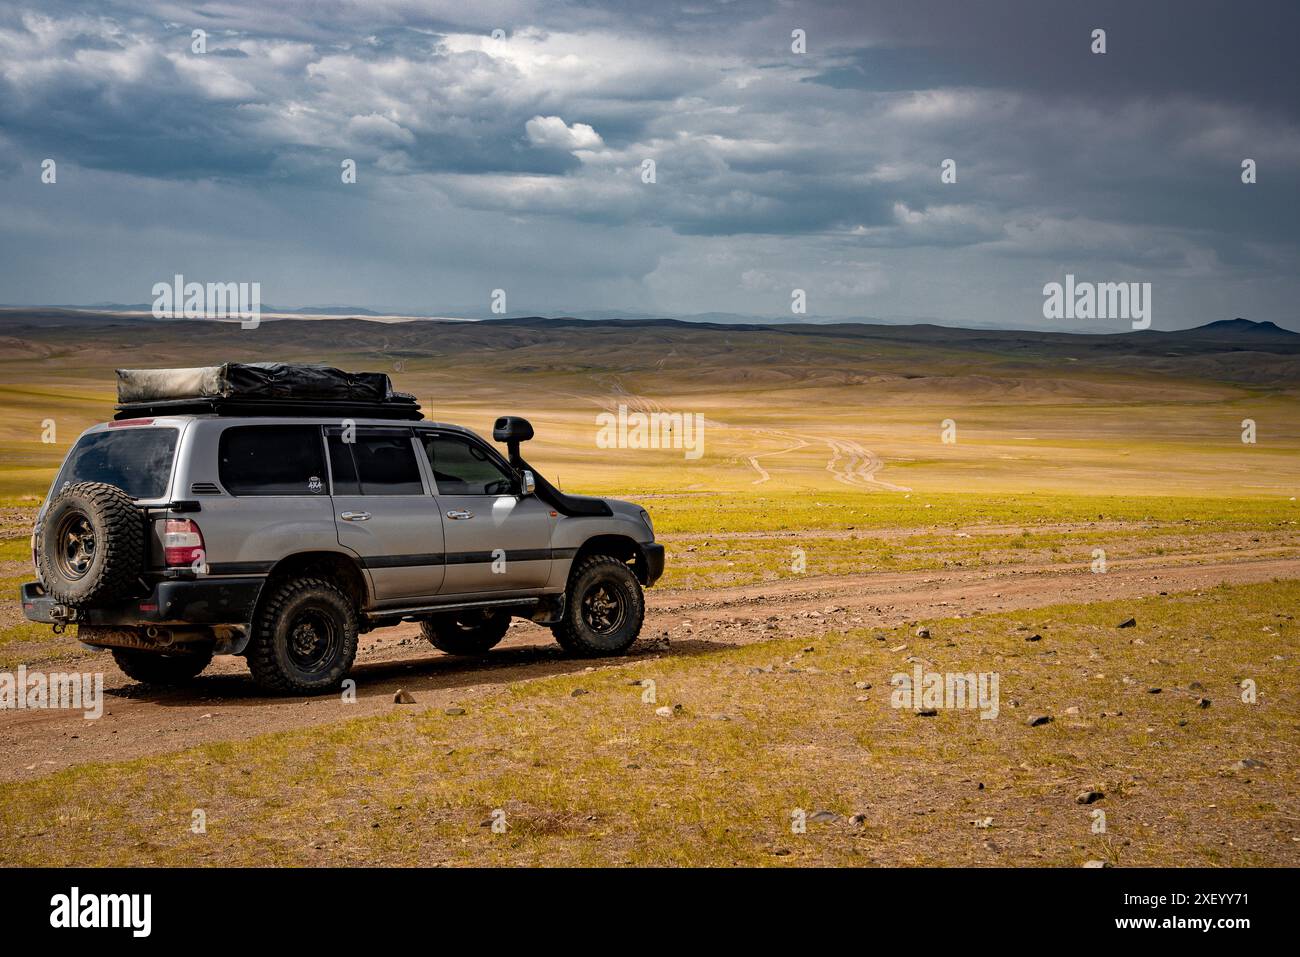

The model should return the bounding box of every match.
[580,580,628,636]
[55,513,96,580]
[286,607,340,673]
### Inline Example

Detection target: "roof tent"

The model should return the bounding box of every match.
[114,363,423,421]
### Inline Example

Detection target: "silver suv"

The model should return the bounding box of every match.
[20,364,663,694]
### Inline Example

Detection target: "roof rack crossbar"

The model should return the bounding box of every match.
[113,396,424,421]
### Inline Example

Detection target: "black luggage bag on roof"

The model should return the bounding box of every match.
[114,363,423,420]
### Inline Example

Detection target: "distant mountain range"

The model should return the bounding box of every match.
[1,309,1295,392]
[0,304,1295,338]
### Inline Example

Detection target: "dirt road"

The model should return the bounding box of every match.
[2,549,1296,782]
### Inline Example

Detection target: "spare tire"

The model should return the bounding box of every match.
[39,482,145,606]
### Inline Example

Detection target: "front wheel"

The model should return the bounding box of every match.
[552,555,645,656]
[421,609,511,655]
[111,646,213,686]
[247,578,358,694]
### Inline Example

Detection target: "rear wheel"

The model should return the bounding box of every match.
[247,578,358,694]
[421,609,511,655]
[552,555,645,656]
[111,646,213,686]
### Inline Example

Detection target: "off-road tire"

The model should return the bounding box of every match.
[111,646,213,685]
[551,554,645,656]
[247,578,358,694]
[420,609,511,655]
[39,481,145,606]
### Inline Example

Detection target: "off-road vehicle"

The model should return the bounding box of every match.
[20,363,664,694]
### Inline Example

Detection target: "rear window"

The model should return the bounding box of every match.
[219,426,327,496]
[55,427,179,500]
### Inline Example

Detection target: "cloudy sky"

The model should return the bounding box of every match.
[0,0,1297,330]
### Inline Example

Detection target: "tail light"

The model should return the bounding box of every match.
[163,518,206,569]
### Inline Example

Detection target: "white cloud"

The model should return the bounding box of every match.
[525,115,604,151]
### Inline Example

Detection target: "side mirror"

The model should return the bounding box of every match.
[520,469,536,496]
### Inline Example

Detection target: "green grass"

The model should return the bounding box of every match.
[0,538,31,563]
[0,621,51,648]
[658,526,1299,589]
[645,492,1297,588]
[638,491,1297,537]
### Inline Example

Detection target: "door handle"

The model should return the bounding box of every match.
[446,509,474,520]
[340,511,371,522]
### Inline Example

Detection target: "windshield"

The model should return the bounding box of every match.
[53,427,179,500]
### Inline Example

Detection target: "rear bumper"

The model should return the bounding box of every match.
[641,542,665,587]
[20,577,264,627]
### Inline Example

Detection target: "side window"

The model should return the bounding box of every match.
[326,433,360,495]
[348,430,424,495]
[422,434,515,495]
[219,426,326,496]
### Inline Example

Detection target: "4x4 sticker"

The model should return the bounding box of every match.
[307,476,323,493]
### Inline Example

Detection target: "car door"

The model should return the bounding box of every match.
[202,422,338,577]
[419,431,555,595]
[327,426,446,604]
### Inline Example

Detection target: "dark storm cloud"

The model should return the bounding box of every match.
[806,0,1300,119]
[0,0,1296,328]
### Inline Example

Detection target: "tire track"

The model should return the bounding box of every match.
[747,429,811,484]
[744,429,910,491]
[824,437,912,491]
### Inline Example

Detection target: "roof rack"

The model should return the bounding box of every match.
[114,396,423,421]
[113,363,424,421]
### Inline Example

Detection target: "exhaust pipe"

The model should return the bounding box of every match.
[145,626,175,647]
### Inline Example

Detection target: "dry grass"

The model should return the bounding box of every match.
[2,580,1295,867]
